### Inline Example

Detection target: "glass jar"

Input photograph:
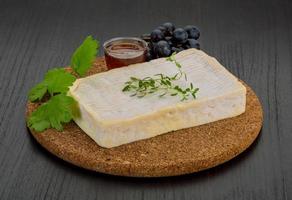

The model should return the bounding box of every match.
[103,37,148,70]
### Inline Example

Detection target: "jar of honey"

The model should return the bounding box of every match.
[103,37,148,70]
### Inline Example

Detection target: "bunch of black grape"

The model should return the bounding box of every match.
[141,22,200,60]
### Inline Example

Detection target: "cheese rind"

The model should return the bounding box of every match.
[69,49,246,148]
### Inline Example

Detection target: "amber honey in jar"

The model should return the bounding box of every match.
[103,37,148,69]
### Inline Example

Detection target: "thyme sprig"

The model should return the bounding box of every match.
[122,53,199,101]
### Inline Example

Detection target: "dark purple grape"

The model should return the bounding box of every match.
[150,29,164,42]
[162,22,175,36]
[164,37,173,47]
[165,36,172,41]
[150,42,158,52]
[157,26,167,35]
[184,39,200,49]
[148,41,154,50]
[157,40,170,49]
[159,48,171,57]
[150,42,160,59]
[179,47,185,51]
[141,33,151,42]
[174,42,183,48]
[156,40,171,57]
[171,47,184,53]
[184,25,200,40]
[146,50,153,61]
[173,28,188,44]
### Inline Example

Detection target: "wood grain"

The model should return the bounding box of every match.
[0,0,292,199]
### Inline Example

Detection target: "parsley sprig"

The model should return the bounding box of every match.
[27,94,76,132]
[27,36,99,132]
[122,53,199,101]
[71,36,99,76]
[28,68,76,102]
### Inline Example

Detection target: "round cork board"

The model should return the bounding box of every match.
[26,57,263,177]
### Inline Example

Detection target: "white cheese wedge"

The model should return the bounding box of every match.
[68,49,246,148]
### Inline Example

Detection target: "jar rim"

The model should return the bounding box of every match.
[103,37,148,50]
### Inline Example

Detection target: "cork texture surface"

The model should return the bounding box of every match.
[26,57,263,177]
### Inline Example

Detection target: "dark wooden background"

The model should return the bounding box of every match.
[0,0,292,199]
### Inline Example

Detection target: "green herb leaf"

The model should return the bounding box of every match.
[70,36,99,76]
[28,36,101,133]
[193,88,199,93]
[174,61,182,68]
[45,68,76,95]
[28,68,76,102]
[131,77,139,81]
[122,85,131,92]
[184,73,187,81]
[159,92,167,97]
[28,82,48,102]
[27,94,76,132]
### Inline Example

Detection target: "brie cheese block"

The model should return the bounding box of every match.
[68,49,246,148]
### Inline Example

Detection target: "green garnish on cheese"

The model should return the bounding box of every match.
[122,53,199,101]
